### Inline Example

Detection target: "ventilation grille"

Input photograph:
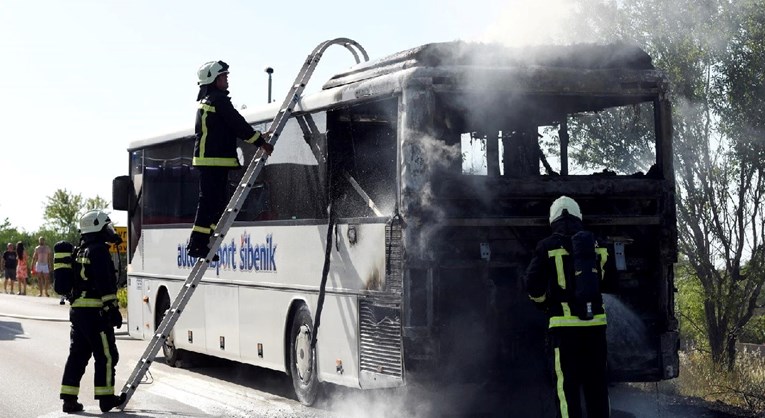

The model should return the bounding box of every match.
[359,298,403,378]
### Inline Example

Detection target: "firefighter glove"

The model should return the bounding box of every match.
[260,141,274,156]
[102,301,123,329]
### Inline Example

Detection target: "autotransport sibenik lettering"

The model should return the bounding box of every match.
[177,232,277,276]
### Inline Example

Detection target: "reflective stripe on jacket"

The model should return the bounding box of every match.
[193,88,265,167]
[70,240,118,309]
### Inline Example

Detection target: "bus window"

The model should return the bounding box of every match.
[234,113,327,222]
[328,97,398,218]
[142,139,198,225]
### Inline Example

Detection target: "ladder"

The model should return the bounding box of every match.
[118,38,369,410]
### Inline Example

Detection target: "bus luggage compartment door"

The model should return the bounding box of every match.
[126,276,148,339]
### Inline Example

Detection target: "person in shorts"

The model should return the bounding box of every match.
[32,237,52,297]
[3,243,18,294]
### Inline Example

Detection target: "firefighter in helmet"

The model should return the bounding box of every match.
[524,196,612,418]
[59,210,126,413]
[187,60,274,260]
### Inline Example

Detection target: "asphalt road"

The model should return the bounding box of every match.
[0,293,753,418]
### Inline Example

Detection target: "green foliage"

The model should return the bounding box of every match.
[675,262,709,349]
[741,315,765,345]
[43,189,84,243]
[0,218,35,252]
[42,189,110,244]
[567,103,657,174]
[117,287,127,309]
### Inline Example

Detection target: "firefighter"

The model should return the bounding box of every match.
[187,60,274,259]
[59,210,126,413]
[524,196,612,418]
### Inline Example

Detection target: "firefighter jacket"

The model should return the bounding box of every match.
[70,238,118,310]
[193,87,265,168]
[524,216,611,329]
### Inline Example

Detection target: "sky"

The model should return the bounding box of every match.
[0,0,582,231]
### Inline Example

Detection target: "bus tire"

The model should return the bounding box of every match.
[156,292,181,367]
[289,304,320,405]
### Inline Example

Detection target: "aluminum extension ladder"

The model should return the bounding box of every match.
[118,38,369,410]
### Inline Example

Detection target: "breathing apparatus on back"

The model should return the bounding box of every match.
[53,210,121,300]
[549,196,603,320]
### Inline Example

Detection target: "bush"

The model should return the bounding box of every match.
[673,348,765,415]
[741,315,765,345]
[117,287,127,309]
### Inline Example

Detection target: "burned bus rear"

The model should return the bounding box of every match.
[328,42,679,392]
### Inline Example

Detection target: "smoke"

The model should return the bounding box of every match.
[321,387,432,418]
[476,0,609,47]
[401,133,461,258]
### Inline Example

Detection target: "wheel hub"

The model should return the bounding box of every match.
[295,324,312,381]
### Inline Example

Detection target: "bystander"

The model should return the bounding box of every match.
[2,243,17,294]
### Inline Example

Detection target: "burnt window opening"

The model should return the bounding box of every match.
[328,97,398,219]
[437,93,660,178]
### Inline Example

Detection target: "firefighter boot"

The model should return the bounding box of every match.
[62,398,84,413]
[99,393,127,412]
[186,233,219,261]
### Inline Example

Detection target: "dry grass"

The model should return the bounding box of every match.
[672,348,765,415]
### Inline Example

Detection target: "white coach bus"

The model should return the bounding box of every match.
[113,40,679,413]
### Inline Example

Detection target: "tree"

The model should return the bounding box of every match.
[567,0,765,368]
[43,189,111,244]
[0,218,35,252]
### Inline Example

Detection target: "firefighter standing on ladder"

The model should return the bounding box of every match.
[187,60,274,259]
[59,210,126,413]
[524,196,613,418]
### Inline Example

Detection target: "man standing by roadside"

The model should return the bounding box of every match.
[32,237,52,297]
[2,243,17,294]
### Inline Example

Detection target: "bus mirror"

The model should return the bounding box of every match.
[112,175,133,211]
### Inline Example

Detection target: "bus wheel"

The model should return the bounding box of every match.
[289,304,320,405]
[156,293,180,367]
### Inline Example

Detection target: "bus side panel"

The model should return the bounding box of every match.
[171,281,207,354]
[311,293,362,388]
[204,283,240,359]
[238,288,289,372]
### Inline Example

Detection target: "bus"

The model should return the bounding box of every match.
[112,40,679,413]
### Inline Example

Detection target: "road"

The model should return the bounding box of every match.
[0,293,751,418]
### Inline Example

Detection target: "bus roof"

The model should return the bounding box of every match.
[128,41,657,151]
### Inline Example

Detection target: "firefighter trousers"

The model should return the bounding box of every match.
[190,166,230,248]
[548,326,610,418]
[60,308,119,400]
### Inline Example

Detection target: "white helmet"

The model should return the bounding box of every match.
[197,60,229,86]
[79,210,114,235]
[549,196,582,224]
